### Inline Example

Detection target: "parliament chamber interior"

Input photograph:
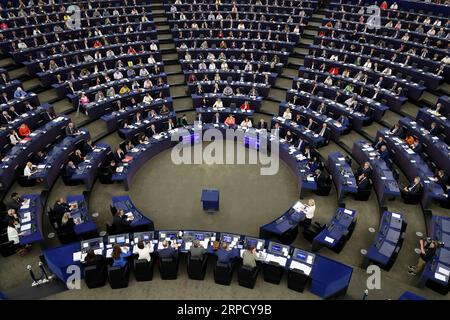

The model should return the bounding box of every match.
[0,0,449,301]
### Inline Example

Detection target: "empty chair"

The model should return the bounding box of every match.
[263,261,284,284]
[107,265,129,289]
[84,265,107,289]
[287,269,309,292]
[214,262,234,285]
[159,257,178,280]
[237,265,258,289]
[187,253,208,280]
[134,258,154,281]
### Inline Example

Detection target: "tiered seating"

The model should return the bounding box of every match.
[416,96,450,144]
[165,0,317,115]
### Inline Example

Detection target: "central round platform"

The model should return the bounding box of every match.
[93,141,299,236]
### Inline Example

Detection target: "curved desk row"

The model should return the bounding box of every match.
[69,142,111,191]
[43,229,353,299]
[192,93,263,111]
[416,107,450,145]
[32,130,90,189]
[351,140,400,206]
[377,129,446,208]
[67,194,98,238]
[327,152,357,204]
[100,97,173,133]
[118,112,177,141]
[182,70,278,86]
[0,116,69,190]
[312,207,357,253]
[272,116,325,148]
[18,194,43,245]
[362,211,407,271]
[111,195,155,232]
[187,80,271,98]
[196,107,254,124]
[399,117,450,178]
[279,101,348,141]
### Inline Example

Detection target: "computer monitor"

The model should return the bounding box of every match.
[292,248,315,265]
[133,231,154,243]
[220,233,239,244]
[81,237,103,252]
[159,230,179,241]
[108,234,129,245]
[268,241,289,256]
[195,233,205,241]
[244,236,265,250]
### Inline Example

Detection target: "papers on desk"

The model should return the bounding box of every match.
[20,199,30,209]
[324,236,335,244]
[434,272,447,282]
[406,149,415,154]
[21,212,31,223]
[337,157,346,161]
[185,242,192,250]
[289,260,312,275]
[438,267,450,276]
[265,253,287,267]
[106,248,113,258]
[306,175,315,182]
[343,209,353,215]
[73,251,82,262]
[391,213,401,219]
[116,166,124,173]
[20,223,31,232]
[293,201,305,212]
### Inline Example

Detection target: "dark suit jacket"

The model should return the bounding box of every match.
[84,254,106,269]
[83,143,94,155]
[113,215,131,232]
[65,165,76,177]
[429,127,439,136]
[357,177,371,191]
[65,126,78,136]
[53,203,70,221]
[372,140,385,150]
[315,173,330,189]
[379,150,390,161]
[158,247,178,260]
[257,122,268,129]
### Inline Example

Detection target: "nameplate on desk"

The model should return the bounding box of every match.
[343,209,353,215]
[434,272,447,282]
[438,267,450,276]
[391,213,401,219]
[324,236,335,244]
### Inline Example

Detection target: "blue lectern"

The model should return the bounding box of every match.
[201,188,220,212]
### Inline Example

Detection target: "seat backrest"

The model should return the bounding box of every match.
[135,259,151,273]
[239,265,254,277]
[109,265,125,281]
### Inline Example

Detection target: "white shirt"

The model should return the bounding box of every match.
[283,111,292,120]
[7,225,20,244]
[304,205,315,219]
[135,244,154,262]
[24,166,33,177]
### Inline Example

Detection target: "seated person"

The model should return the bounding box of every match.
[410,139,422,153]
[65,122,79,136]
[224,115,236,127]
[372,136,385,150]
[111,244,132,268]
[314,169,330,189]
[6,192,23,211]
[356,173,371,192]
[190,240,206,259]
[428,122,440,136]
[135,240,154,262]
[23,162,37,178]
[58,212,75,234]
[242,246,257,269]
[240,101,251,111]
[215,242,238,267]
[316,123,330,145]
[65,161,77,177]
[178,114,188,126]
[112,210,133,232]
[18,123,31,138]
[431,169,448,192]
[378,145,390,162]
[53,197,71,223]
[389,122,404,137]
[158,239,178,261]
[84,249,106,267]
[356,162,372,179]
[400,176,423,200]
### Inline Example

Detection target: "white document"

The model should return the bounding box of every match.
[434,273,447,282]
[20,223,31,231]
[21,212,31,223]
[73,251,82,262]
[290,261,312,275]
[324,236,335,244]
[438,267,450,276]
[344,209,353,215]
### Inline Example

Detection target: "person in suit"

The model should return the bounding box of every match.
[112,210,133,233]
[257,118,268,130]
[158,239,178,260]
[114,147,125,162]
[73,149,85,165]
[65,122,79,136]
[389,122,404,137]
[317,123,330,145]
[432,169,448,192]
[401,176,422,200]
[53,198,72,223]
[9,130,21,145]
[58,212,75,234]
[189,240,206,259]
[215,242,238,267]
[372,136,385,150]
[6,192,23,211]
[336,115,349,128]
[0,111,12,124]
[356,173,371,192]
[378,145,390,162]
[84,249,106,268]
[83,139,95,155]
[303,146,315,160]
[65,161,77,177]
[410,139,422,153]
[428,122,440,136]
[296,138,307,152]
[356,162,372,179]
[314,169,330,189]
